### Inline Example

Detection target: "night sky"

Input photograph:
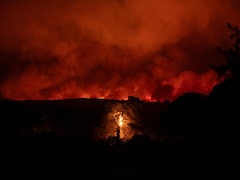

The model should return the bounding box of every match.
[1,0,240,101]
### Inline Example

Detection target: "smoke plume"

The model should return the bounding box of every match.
[0,0,239,101]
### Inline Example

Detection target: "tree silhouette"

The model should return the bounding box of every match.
[210,23,240,79]
[206,23,240,142]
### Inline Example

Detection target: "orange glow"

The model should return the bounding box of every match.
[95,103,142,141]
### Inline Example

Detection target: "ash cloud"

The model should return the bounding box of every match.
[0,0,240,101]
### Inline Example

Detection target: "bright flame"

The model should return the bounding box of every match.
[113,112,124,127]
[118,114,123,127]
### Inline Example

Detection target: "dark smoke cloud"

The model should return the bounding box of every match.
[0,0,239,101]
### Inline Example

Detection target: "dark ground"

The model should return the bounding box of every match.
[4,135,237,180]
[1,97,238,179]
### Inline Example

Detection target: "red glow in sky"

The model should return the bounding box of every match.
[0,0,239,101]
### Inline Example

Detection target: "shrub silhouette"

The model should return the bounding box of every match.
[210,23,240,79]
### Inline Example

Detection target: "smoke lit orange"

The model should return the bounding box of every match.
[0,0,239,101]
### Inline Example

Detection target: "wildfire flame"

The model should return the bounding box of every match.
[99,103,141,141]
[118,113,123,127]
[114,112,124,127]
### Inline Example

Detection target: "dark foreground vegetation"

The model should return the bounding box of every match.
[4,130,238,180]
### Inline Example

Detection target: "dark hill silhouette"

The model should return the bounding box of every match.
[206,77,240,142]
[161,92,206,141]
[1,97,170,141]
